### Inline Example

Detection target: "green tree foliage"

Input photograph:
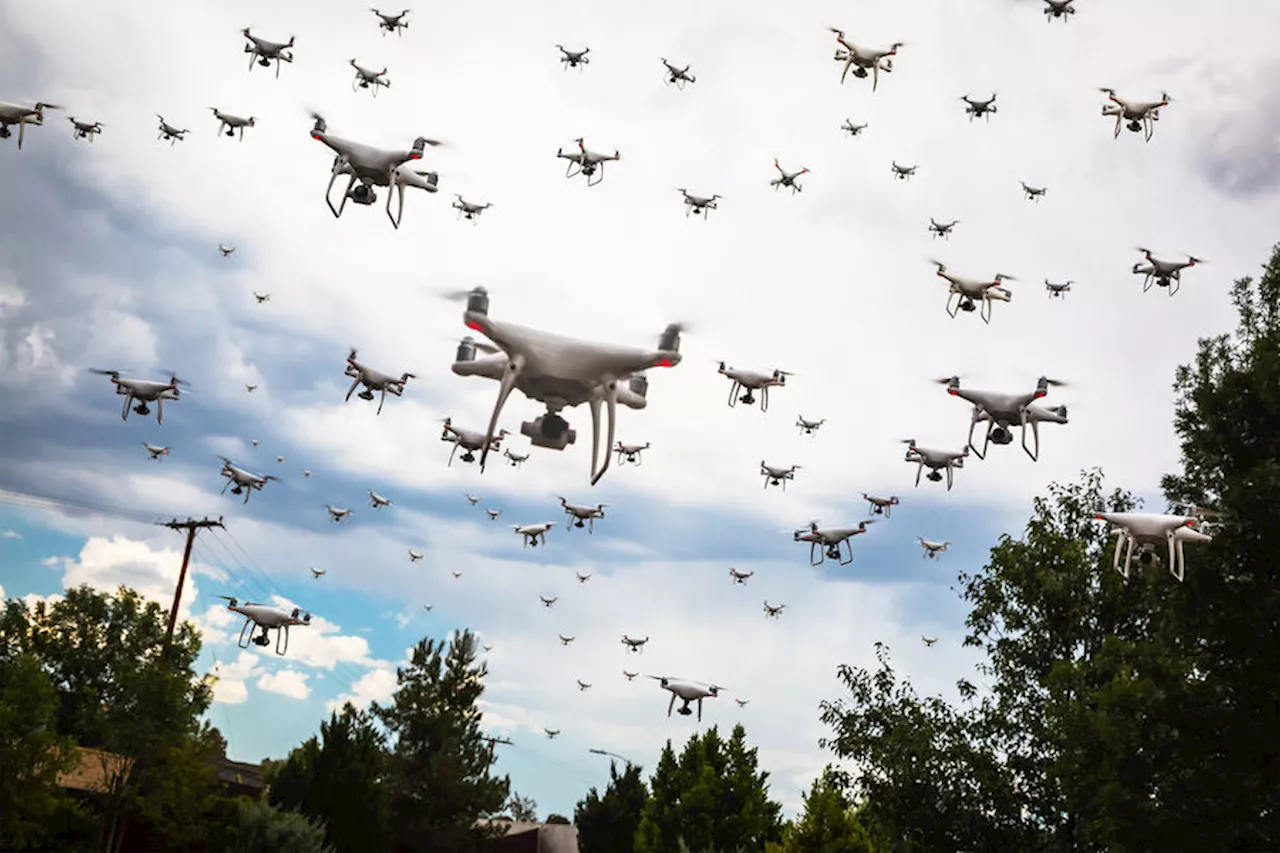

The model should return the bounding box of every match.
[268,702,390,852]
[504,792,538,822]
[574,759,648,853]
[635,724,783,853]
[781,766,883,853]
[224,797,333,853]
[544,813,570,825]
[373,629,510,852]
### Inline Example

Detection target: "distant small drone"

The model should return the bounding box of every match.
[466,494,481,506]
[559,635,575,646]
[218,595,310,655]
[763,601,785,619]
[218,457,277,504]
[623,670,638,681]
[371,8,410,36]
[0,100,60,149]
[451,570,463,579]
[557,45,590,70]
[345,348,415,415]
[797,416,825,435]
[901,439,968,491]
[1043,0,1076,21]
[828,28,901,91]
[841,119,867,137]
[718,362,791,411]
[1020,181,1047,202]
[423,603,433,611]
[442,418,507,466]
[557,137,620,187]
[68,117,103,142]
[735,698,750,708]
[369,490,392,509]
[540,595,558,608]
[577,680,592,691]
[918,538,950,558]
[245,384,257,393]
[1045,279,1073,298]
[453,195,492,221]
[935,375,1069,461]
[242,28,295,78]
[301,468,310,477]
[218,243,236,257]
[678,189,720,218]
[1096,509,1212,582]
[559,497,607,533]
[621,635,648,654]
[576,571,591,583]
[1099,88,1170,142]
[276,456,284,463]
[648,676,723,721]
[729,568,753,584]
[770,160,808,194]
[310,567,326,578]
[210,107,256,140]
[156,115,189,145]
[254,292,270,303]
[483,643,493,651]
[1132,247,1203,295]
[408,549,424,562]
[863,494,899,517]
[930,261,1014,324]
[662,58,696,88]
[962,95,998,121]
[251,440,260,447]
[761,462,800,491]
[89,369,188,424]
[486,508,502,520]
[142,443,170,460]
[517,523,556,547]
[891,161,917,181]
[922,635,938,646]
[544,728,560,739]
[614,441,650,466]
[324,504,352,523]
[504,448,529,467]
[793,520,875,566]
[350,60,391,96]
[929,219,959,239]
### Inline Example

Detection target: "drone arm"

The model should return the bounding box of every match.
[479,354,524,473]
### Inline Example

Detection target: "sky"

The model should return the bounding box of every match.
[1,0,1278,822]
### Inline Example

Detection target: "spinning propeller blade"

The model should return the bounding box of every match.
[88,368,125,377]
[440,286,486,302]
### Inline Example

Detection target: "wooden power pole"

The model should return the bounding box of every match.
[160,517,224,641]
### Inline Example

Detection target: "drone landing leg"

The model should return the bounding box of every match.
[237,618,254,649]
[243,487,251,504]
[386,170,403,229]
[1021,417,1041,462]
[326,167,354,219]
[945,464,954,491]
[121,393,133,421]
[727,381,740,408]
[278,625,289,655]
[761,386,770,413]
[980,296,993,324]
[839,540,854,566]
[479,357,524,473]
[810,543,821,566]
[156,397,164,425]
[914,461,924,487]
[697,698,703,723]
[1168,277,1181,297]
[376,387,387,415]
[966,410,987,460]
[344,377,363,402]
[248,52,256,72]
[1172,536,1186,582]
[667,693,676,717]
[587,382,618,487]
[946,292,961,318]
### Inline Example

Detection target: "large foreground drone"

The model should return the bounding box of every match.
[1132,248,1202,295]
[156,115,189,144]
[770,160,808,194]
[89,369,187,424]
[901,438,968,491]
[793,520,875,566]
[828,28,901,91]
[557,137,620,187]
[447,286,684,485]
[441,418,507,466]
[648,676,723,722]
[309,112,441,228]
[372,9,410,36]
[218,457,277,504]
[559,497,607,532]
[242,29,295,77]
[935,375,1069,461]
[761,462,800,491]
[68,117,103,142]
[614,441,649,465]
[344,348,415,414]
[351,60,392,96]
[678,189,720,218]
[662,58,696,88]
[718,362,790,411]
[930,261,1014,324]
[1096,510,1211,581]
[210,107,255,140]
[219,595,310,655]
[0,100,59,149]
[962,95,997,121]
[1099,88,1170,141]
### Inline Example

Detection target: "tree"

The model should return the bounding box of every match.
[224,797,334,853]
[574,759,648,853]
[504,792,538,823]
[373,630,510,852]
[545,813,571,825]
[269,703,390,852]
[782,766,883,853]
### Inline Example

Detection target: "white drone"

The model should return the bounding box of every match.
[540,595,558,608]
[1021,181,1047,202]
[557,45,590,70]
[794,520,876,566]
[922,635,938,646]
[891,162,917,181]
[68,117,103,142]
[763,601,786,619]
[678,189,720,218]
[325,504,352,523]
[828,28,901,91]
[302,469,311,477]
[372,8,410,36]
[483,643,493,651]
[841,119,867,137]
[1043,0,1076,21]
[0,100,60,149]
[309,112,441,229]
[1099,88,1170,142]
[647,675,723,722]
[218,595,311,655]
[465,494,481,506]
[577,680,592,691]
[276,456,284,463]
[89,369,188,424]
[142,443,170,460]
[918,538,950,559]
[935,375,1069,461]
[310,567,326,578]
[662,58,696,89]
[557,137,620,187]
[559,635,575,646]
[504,448,530,467]
[350,60,391,96]
[545,728,560,739]
[930,261,1014,324]
[761,462,800,491]
[1096,509,1212,581]
[718,362,791,411]
[621,635,648,653]
[962,95,997,121]
[770,160,808,194]
[369,490,392,509]
[517,522,556,547]
[1133,247,1203,295]
[486,508,502,520]
[797,416,825,435]
[558,497,607,533]
[218,243,236,257]
[451,570,463,579]
[210,107,256,140]
[447,285,684,485]
[218,457,276,503]
[576,571,591,583]
[423,604,433,611]
[623,670,638,681]
[729,568,753,584]
[408,549,424,562]
[441,417,508,466]
[614,441,649,466]
[345,348,415,415]
[901,438,968,491]
[156,115,190,145]
[253,292,270,303]
[453,195,492,222]
[1045,279,1073,298]
[863,494,900,517]
[242,28,295,77]
[929,219,959,239]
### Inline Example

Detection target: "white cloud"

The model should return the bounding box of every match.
[1,529,21,539]
[257,668,312,700]
[211,650,261,705]
[327,665,398,713]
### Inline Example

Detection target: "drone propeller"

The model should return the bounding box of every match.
[1186,254,1207,264]
[1039,377,1069,387]
[88,368,125,378]
[216,594,239,606]
[440,285,487,302]
[159,371,191,387]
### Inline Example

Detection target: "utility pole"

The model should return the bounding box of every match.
[160,517,224,641]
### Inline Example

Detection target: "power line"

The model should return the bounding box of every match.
[157,517,224,642]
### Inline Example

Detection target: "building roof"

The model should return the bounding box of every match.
[56,747,134,793]
[476,819,580,853]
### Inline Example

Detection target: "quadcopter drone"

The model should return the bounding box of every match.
[863,494,899,517]
[447,285,684,485]
[922,635,938,646]
[369,490,392,509]
[558,497,607,533]
[577,680,592,691]
[441,417,508,466]
[557,138,620,187]
[797,416,825,435]
[423,604,434,611]
[345,348,415,415]
[614,441,649,465]
[918,537,950,558]
[891,161,917,181]
[465,494,481,506]
[540,595,558,608]
[302,469,311,477]
[451,570,463,579]
[1096,509,1212,582]
[901,438,968,491]
[1099,88,1170,142]
[1021,182,1047,202]
[841,119,867,137]
[735,698,750,708]
[276,456,284,463]
[1045,279,1074,298]
[517,522,556,547]
[209,107,255,140]
[156,115,189,145]
[218,243,236,257]
[486,508,502,520]
[1132,248,1203,295]
[678,189,720,218]
[253,292,270,303]
[828,28,901,91]
[929,218,959,239]
[142,443,170,460]
[372,8,410,36]
[559,635,575,646]
[350,60,391,96]
[68,117,103,142]
[218,457,277,504]
[794,520,875,566]
[661,58,696,89]
[770,160,808,194]
[930,261,1015,324]
[962,95,997,122]
[0,100,60,149]
[408,549,423,562]
[623,670,638,681]
[936,375,1069,461]
[718,362,791,411]
[310,567,326,578]
[648,676,723,721]
[557,45,591,69]
[503,448,529,467]
[544,728,560,739]
[218,595,310,655]
[242,28,295,78]
[1043,0,1076,21]
[310,113,441,229]
[245,384,258,393]
[621,635,648,653]
[729,568,753,584]
[763,601,785,619]
[453,195,492,221]
[576,571,591,583]
[761,462,800,491]
[89,369,188,424]
[483,643,493,651]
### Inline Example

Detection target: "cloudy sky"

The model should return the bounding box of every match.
[1,0,1277,821]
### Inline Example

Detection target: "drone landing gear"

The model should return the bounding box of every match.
[225,129,235,137]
